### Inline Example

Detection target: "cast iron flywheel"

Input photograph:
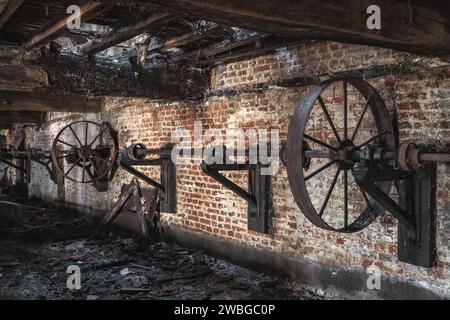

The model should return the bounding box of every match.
[285,77,397,233]
[52,121,117,183]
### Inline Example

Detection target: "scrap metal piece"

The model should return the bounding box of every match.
[90,178,160,241]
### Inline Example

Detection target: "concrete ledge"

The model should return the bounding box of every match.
[161,223,449,300]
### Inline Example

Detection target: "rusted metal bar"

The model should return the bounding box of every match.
[420,153,450,163]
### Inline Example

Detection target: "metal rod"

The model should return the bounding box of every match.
[351,95,372,142]
[343,171,348,228]
[304,150,335,159]
[304,160,337,182]
[343,80,348,140]
[68,125,83,146]
[304,134,338,151]
[420,153,450,163]
[318,96,341,144]
[357,130,388,149]
[319,168,341,217]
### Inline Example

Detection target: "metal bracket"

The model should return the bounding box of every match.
[398,164,437,268]
[118,146,176,213]
[353,166,437,268]
[201,162,271,234]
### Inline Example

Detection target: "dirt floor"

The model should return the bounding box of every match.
[0,194,325,300]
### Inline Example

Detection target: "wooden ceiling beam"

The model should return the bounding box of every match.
[145,0,450,56]
[24,1,111,49]
[155,25,229,52]
[189,36,306,66]
[83,12,177,56]
[0,0,24,29]
[0,64,48,91]
[0,91,103,112]
[0,111,44,124]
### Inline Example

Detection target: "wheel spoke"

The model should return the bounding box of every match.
[343,170,349,228]
[84,122,89,145]
[318,96,341,144]
[89,130,103,147]
[304,134,338,151]
[56,154,70,160]
[319,168,341,217]
[304,160,337,182]
[65,157,81,177]
[82,159,87,182]
[351,95,372,142]
[357,130,389,148]
[359,186,373,211]
[57,139,77,149]
[68,125,83,146]
[343,80,348,140]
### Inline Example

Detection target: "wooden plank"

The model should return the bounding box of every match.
[145,0,450,56]
[0,92,103,112]
[25,1,110,49]
[83,12,176,55]
[0,0,24,29]
[0,111,44,124]
[0,64,48,91]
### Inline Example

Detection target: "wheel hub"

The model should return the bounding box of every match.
[79,145,93,158]
[336,140,355,170]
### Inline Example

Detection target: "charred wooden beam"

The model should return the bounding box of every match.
[0,91,103,112]
[83,12,176,56]
[0,64,48,91]
[151,25,229,53]
[145,0,450,56]
[193,34,267,59]
[0,111,44,124]
[0,0,24,29]
[188,35,306,66]
[35,53,208,100]
[24,1,110,49]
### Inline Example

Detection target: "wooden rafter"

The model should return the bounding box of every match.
[83,12,177,56]
[0,91,103,112]
[187,35,305,66]
[153,25,229,52]
[24,1,111,49]
[0,0,24,29]
[145,0,450,56]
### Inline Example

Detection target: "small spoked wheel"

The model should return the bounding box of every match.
[51,121,117,183]
[286,78,396,233]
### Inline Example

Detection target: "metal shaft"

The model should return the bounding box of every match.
[420,153,450,163]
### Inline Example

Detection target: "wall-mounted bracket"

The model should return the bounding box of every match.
[201,162,271,234]
[353,166,437,268]
[397,164,437,268]
[118,144,176,213]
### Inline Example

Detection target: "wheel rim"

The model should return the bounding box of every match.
[51,121,117,184]
[286,77,396,233]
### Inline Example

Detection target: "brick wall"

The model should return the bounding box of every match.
[25,41,450,294]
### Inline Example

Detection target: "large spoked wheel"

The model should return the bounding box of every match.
[52,121,117,183]
[286,77,397,233]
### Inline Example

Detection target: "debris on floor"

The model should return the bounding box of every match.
[0,195,324,300]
